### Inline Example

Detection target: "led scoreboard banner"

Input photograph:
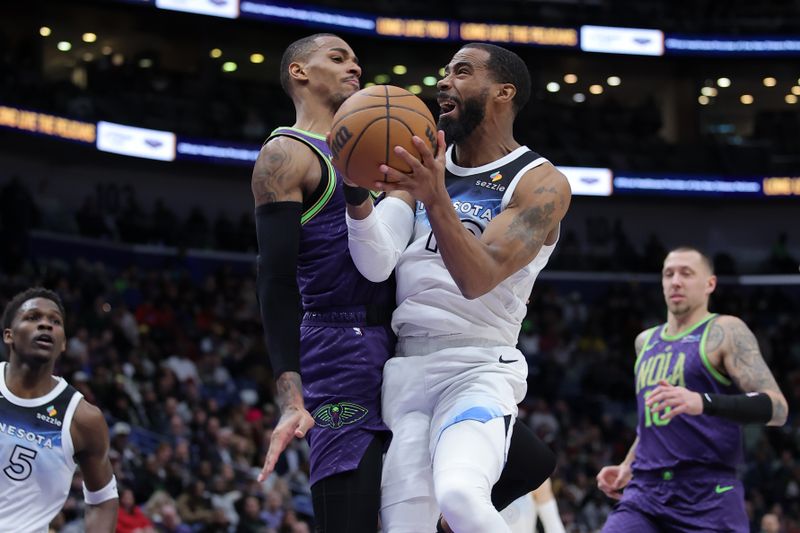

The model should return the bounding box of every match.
[0,105,96,144]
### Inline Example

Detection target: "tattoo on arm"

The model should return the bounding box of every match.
[705,322,725,353]
[724,320,786,422]
[275,372,304,413]
[505,200,556,254]
[252,145,293,206]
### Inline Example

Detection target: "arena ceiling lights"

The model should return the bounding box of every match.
[118,0,800,57]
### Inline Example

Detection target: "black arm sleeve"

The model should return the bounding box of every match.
[255,202,302,378]
[702,391,773,425]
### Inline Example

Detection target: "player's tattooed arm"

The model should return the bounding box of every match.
[426,162,570,299]
[504,195,557,254]
[717,315,788,426]
[259,370,314,481]
[251,136,316,206]
[275,372,305,413]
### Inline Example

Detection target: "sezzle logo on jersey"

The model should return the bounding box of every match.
[36,412,62,427]
[474,178,506,192]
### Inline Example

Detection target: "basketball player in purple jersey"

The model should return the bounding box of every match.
[597,247,788,532]
[251,34,394,532]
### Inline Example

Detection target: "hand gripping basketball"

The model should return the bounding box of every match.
[328,85,437,189]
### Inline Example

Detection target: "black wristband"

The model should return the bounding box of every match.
[343,183,370,205]
[702,392,773,425]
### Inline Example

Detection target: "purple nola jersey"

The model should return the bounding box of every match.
[632,314,744,472]
[266,127,394,311]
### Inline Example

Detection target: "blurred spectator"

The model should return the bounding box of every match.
[154,504,192,533]
[175,480,215,529]
[117,487,157,533]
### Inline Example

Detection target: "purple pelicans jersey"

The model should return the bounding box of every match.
[602,314,749,533]
[633,313,743,472]
[265,127,394,485]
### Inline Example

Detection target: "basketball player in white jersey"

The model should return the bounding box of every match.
[501,479,566,533]
[345,43,571,533]
[1,287,118,532]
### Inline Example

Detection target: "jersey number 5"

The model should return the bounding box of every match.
[4,444,38,481]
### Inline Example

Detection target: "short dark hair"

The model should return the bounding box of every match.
[667,246,715,274]
[1,287,66,331]
[280,33,339,97]
[462,43,531,114]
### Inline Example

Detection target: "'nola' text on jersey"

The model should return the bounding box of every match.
[0,422,55,448]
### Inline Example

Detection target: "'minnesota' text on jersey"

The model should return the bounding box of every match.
[0,362,83,533]
[393,145,557,346]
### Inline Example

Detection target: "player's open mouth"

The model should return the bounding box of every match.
[34,334,54,348]
[438,99,458,117]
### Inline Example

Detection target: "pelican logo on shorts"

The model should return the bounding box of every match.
[37,405,62,427]
[312,402,368,429]
[330,126,353,161]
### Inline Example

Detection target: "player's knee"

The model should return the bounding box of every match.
[436,472,488,523]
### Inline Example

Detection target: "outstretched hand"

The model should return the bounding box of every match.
[374,130,447,206]
[596,463,632,500]
[645,379,703,421]
[258,406,315,482]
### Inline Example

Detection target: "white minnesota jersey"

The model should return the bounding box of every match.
[0,362,83,533]
[393,145,557,346]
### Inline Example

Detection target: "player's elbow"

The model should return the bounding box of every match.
[455,278,494,300]
[768,396,789,426]
[349,251,395,283]
[360,266,393,283]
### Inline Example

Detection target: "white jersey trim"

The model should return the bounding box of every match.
[500,157,550,210]
[445,145,532,176]
[62,392,84,471]
[0,362,68,407]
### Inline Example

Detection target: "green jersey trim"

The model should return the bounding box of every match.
[634,326,660,374]
[659,313,716,341]
[272,126,327,141]
[266,128,337,225]
[700,315,732,386]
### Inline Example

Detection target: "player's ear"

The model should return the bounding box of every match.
[706,275,717,295]
[289,61,308,83]
[3,328,12,345]
[495,83,516,105]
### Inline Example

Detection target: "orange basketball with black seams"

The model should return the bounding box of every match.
[329,85,437,189]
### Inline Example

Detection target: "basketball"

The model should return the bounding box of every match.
[328,85,438,188]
